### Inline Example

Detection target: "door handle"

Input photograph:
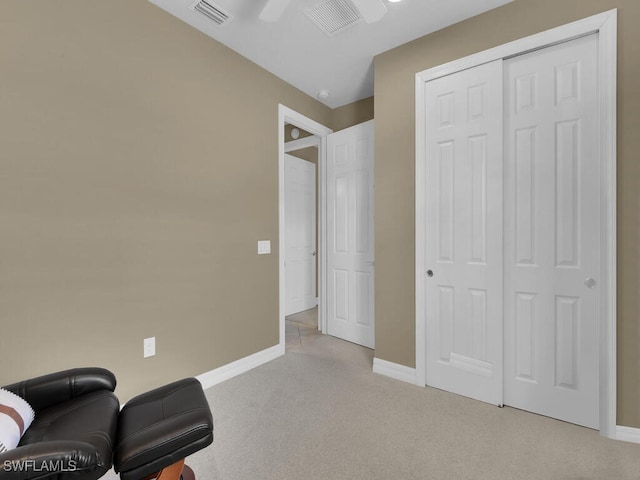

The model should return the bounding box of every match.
[427,269,434,278]
[585,277,596,289]
[312,251,316,256]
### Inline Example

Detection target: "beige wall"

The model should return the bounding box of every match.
[287,147,318,165]
[374,0,640,427]
[0,0,334,401]
[332,96,374,132]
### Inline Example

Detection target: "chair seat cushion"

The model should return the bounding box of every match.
[114,378,213,480]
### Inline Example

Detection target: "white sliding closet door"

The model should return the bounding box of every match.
[503,34,600,429]
[424,60,504,405]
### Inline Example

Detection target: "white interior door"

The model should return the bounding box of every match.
[326,120,375,348]
[424,60,504,405]
[285,154,316,316]
[504,34,600,429]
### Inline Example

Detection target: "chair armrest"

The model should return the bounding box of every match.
[0,440,109,480]
[3,368,116,412]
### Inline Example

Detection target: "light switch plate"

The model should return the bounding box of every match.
[144,337,156,358]
[258,240,271,254]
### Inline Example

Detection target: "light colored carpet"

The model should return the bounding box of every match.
[103,331,639,479]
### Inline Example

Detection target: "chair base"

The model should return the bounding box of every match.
[142,460,196,480]
[180,465,195,480]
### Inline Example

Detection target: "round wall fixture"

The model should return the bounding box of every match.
[290,128,300,139]
[317,90,329,100]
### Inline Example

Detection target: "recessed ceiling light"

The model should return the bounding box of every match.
[318,90,330,100]
[388,0,402,3]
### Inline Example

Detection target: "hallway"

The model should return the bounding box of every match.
[285,307,320,349]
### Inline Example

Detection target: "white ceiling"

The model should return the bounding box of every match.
[148,0,512,108]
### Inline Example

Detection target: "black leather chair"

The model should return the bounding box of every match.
[0,368,214,480]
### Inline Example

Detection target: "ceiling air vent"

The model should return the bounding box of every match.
[305,0,361,37]
[192,0,232,26]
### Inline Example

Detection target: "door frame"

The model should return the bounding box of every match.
[278,105,333,351]
[415,10,617,437]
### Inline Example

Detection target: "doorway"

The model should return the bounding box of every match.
[284,150,317,317]
[278,106,332,351]
[279,106,377,352]
[284,126,319,348]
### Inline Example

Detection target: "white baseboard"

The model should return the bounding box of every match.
[616,425,640,444]
[372,357,418,385]
[197,344,283,390]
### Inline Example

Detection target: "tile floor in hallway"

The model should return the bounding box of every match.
[285,306,320,348]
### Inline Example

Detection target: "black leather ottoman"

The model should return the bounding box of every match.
[114,378,214,480]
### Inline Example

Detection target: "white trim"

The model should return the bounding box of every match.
[278,105,333,348]
[416,10,616,83]
[196,344,282,390]
[285,136,320,152]
[319,133,329,334]
[414,72,427,388]
[415,9,617,437]
[373,357,417,385]
[597,11,618,441]
[616,426,640,444]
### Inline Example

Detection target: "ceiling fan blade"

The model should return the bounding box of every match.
[259,0,292,22]
[350,0,387,23]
